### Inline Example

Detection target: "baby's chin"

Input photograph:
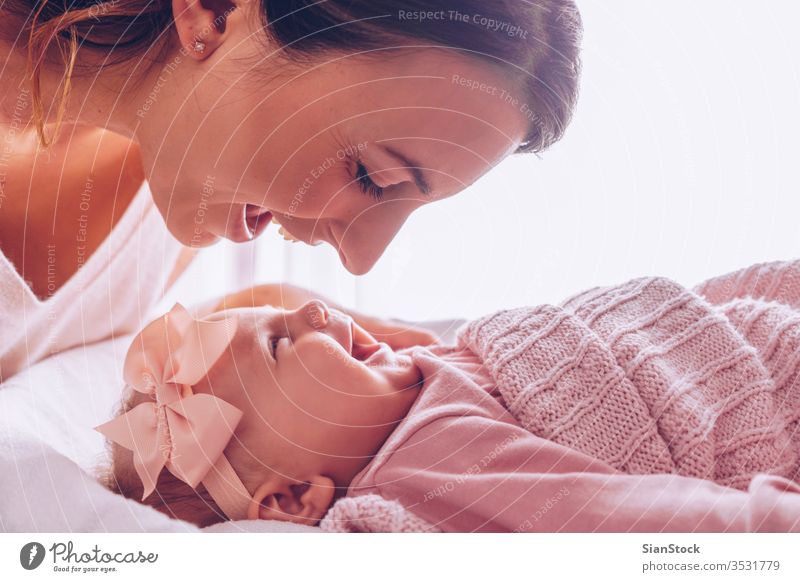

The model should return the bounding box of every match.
[364,350,423,395]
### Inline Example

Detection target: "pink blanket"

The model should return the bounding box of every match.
[460,261,800,489]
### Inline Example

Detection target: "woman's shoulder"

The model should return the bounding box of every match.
[0,128,146,300]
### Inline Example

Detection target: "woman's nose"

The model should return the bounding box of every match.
[285,300,329,338]
[337,201,417,275]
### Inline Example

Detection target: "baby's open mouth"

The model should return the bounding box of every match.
[350,321,382,362]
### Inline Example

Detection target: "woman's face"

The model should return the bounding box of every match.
[136,13,528,273]
[196,300,423,483]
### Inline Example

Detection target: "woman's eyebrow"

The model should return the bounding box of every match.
[379,145,432,197]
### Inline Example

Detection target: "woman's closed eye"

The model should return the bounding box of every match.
[269,336,282,360]
[355,161,385,201]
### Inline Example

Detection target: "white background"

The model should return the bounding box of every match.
[168,0,800,322]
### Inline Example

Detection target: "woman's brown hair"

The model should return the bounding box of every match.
[5,0,582,151]
[7,0,173,145]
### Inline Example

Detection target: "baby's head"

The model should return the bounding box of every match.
[100,300,422,527]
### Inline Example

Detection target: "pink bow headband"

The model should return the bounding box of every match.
[95,303,252,520]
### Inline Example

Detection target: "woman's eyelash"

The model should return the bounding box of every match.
[269,336,280,359]
[355,161,385,200]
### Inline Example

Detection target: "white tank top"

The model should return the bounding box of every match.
[0,180,183,382]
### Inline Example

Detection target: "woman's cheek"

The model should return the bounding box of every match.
[298,164,360,220]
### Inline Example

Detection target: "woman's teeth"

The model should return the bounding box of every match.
[271,216,301,243]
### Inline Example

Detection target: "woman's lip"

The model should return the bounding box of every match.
[245,205,272,239]
[225,205,254,243]
[276,217,323,246]
[307,222,332,248]
[225,205,272,243]
[324,223,348,268]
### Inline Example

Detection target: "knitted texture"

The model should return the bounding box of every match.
[320,494,440,533]
[457,260,800,490]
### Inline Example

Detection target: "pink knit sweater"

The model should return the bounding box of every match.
[462,261,800,489]
[321,259,800,532]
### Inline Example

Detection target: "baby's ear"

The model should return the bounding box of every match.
[247,475,335,525]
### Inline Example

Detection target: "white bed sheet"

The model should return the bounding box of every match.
[0,318,464,533]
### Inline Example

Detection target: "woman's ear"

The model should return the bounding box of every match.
[171,0,239,59]
[247,475,336,525]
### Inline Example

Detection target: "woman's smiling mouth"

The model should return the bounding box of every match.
[268,214,327,247]
[245,205,272,240]
[270,214,301,242]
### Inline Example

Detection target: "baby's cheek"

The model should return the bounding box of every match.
[197,349,263,410]
[296,339,349,374]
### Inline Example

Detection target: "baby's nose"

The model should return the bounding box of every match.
[298,299,329,331]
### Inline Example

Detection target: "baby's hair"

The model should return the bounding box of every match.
[100,385,259,527]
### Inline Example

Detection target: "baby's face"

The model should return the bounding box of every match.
[195,301,423,485]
